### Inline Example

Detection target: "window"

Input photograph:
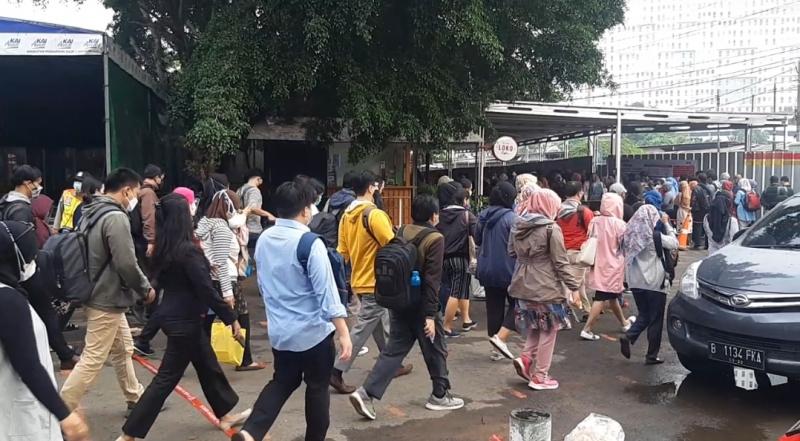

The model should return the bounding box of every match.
[741,200,800,248]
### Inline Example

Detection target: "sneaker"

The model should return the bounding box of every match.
[349,387,376,420]
[358,346,369,357]
[489,335,514,359]
[461,321,478,332]
[619,335,631,359]
[444,329,462,338]
[425,392,465,411]
[580,330,600,341]
[622,316,637,332]
[133,341,155,357]
[528,377,559,391]
[489,351,505,361]
[513,357,532,382]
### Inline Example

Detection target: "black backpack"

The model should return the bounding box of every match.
[38,205,122,305]
[296,232,349,306]
[654,229,678,288]
[373,226,436,311]
[309,211,339,248]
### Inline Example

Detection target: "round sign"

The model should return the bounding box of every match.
[492,136,518,162]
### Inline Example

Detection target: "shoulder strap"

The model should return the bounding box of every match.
[297,231,322,274]
[411,227,437,247]
[361,206,380,244]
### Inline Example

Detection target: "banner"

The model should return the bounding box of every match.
[0,33,103,56]
[618,158,696,179]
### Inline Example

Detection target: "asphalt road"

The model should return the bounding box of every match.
[59,249,800,441]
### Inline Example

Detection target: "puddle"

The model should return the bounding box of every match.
[678,423,768,441]
[625,381,679,405]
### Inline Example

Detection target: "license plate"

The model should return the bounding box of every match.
[708,341,765,370]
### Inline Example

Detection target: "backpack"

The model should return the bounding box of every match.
[373,226,436,311]
[692,186,710,212]
[653,230,678,288]
[38,205,122,305]
[309,211,339,248]
[776,186,789,204]
[296,232,348,306]
[745,191,762,212]
[0,199,31,222]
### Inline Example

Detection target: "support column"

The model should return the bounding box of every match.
[615,110,623,183]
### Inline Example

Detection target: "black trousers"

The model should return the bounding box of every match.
[24,273,75,362]
[363,312,450,400]
[485,286,516,337]
[241,333,334,441]
[137,303,161,344]
[123,320,238,438]
[625,289,667,361]
[691,213,708,249]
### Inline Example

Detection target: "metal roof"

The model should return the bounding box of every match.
[486,101,791,146]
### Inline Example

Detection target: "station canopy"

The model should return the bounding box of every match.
[485,101,791,146]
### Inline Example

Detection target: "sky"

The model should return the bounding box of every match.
[0,0,113,32]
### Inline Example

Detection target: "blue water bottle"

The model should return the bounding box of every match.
[410,270,421,287]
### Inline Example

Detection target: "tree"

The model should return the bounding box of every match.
[63,0,627,169]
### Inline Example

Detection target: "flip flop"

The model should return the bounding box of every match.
[235,362,268,372]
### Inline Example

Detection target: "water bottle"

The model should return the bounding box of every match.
[410,270,421,287]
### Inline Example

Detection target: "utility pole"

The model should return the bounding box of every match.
[796,60,800,141]
[716,90,721,174]
[773,81,778,151]
[751,94,755,113]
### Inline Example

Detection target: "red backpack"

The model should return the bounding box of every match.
[745,191,762,212]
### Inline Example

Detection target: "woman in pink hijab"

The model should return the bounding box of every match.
[508,189,581,391]
[581,192,636,341]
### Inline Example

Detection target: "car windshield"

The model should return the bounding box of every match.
[741,197,800,249]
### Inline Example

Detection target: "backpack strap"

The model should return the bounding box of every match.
[297,231,322,274]
[79,205,124,283]
[361,206,380,244]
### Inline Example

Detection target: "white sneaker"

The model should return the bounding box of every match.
[358,346,369,357]
[489,351,505,361]
[489,335,514,359]
[580,330,600,341]
[349,387,376,420]
[622,316,637,332]
[425,392,465,411]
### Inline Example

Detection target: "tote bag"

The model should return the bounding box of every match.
[211,321,247,366]
[578,224,597,267]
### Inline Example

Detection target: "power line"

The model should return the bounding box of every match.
[680,68,795,109]
[713,87,795,108]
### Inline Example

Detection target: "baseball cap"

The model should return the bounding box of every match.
[609,183,627,195]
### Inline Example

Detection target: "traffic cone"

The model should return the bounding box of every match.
[678,214,692,251]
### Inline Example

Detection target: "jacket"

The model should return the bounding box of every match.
[761,184,793,210]
[556,200,593,251]
[399,224,444,318]
[508,215,580,304]
[337,200,394,295]
[32,195,54,248]
[474,206,516,288]
[154,245,236,326]
[587,194,627,294]
[81,196,151,312]
[436,206,477,258]
[0,191,33,223]
[625,226,679,292]
[138,183,158,244]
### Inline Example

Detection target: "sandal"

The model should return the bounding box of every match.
[235,362,268,372]
[219,408,252,431]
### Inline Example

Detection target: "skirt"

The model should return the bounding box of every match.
[515,301,571,333]
[442,256,471,300]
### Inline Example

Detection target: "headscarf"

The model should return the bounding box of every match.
[437,182,463,208]
[709,191,733,243]
[599,192,624,219]
[739,178,752,192]
[643,190,663,208]
[515,184,539,215]
[31,195,54,249]
[489,181,516,209]
[514,174,539,205]
[665,177,679,195]
[679,181,692,208]
[205,189,242,220]
[523,189,562,220]
[721,181,734,192]
[625,181,643,206]
[173,187,196,206]
[0,221,37,292]
[623,205,661,264]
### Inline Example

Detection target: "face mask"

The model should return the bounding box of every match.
[315,195,322,206]
[190,201,198,217]
[127,196,139,212]
[228,213,246,229]
[31,185,42,199]
[73,181,83,192]
[21,260,36,282]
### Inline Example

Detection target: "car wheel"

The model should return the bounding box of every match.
[677,353,718,376]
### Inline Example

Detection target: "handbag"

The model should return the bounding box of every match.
[210,321,247,366]
[578,223,597,267]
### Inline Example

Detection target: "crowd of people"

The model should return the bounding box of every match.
[1,160,795,441]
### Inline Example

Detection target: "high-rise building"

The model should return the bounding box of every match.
[570,0,800,114]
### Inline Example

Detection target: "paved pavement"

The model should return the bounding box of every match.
[58,249,799,441]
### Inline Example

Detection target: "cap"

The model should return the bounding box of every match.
[173,187,196,205]
[437,175,454,185]
[609,183,627,195]
[143,164,164,179]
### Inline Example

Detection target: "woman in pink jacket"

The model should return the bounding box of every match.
[581,192,636,341]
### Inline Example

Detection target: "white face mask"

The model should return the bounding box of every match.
[189,202,198,217]
[73,181,83,193]
[30,183,42,199]
[127,197,139,212]
[21,260,36,282]
[228,213,246,229]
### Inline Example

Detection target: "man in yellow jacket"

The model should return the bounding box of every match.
[330,170,413,393]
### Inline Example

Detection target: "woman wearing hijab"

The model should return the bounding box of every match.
[581,193,636,341]
[514,174,539,206]
[197,190,266,371]
[734,178,757,229]
[643,190,663,210]
[619,205,678,365]
[677,180,692,237]
[119,195,250,440]
[508,189,581,390]
[704,183,739,255]
[475,181,518,360]
[661,178,679,214]
[624,182,644,222]
[0,221,90,441]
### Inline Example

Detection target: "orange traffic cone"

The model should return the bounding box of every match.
[678,214,692,251]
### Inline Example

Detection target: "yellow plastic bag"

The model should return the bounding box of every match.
[210,321,246,366]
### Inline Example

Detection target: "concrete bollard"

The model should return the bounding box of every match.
[509,408,552,441]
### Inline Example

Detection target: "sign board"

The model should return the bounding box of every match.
[0,33,103,56]
[618,158,696,179]
[492,136,518,162]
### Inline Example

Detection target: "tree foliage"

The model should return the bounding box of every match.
[74,0,626,168]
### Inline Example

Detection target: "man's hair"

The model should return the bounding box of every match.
[244,168,263,181]
[697,173,708,184]
[564,181,582,198]
[412,194,439,223]
[781,176,790,183]
[273,181,316,219]
[351,170,378,196]
[293,174,325,197]
[706,170,717,181]
[770,175,780,184]
[104,168,142,193]
[143,164,164,179]
[342,170,359,189]
[11,165,41,187]
[459,177,473,190]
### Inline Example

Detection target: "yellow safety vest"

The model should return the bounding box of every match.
[58,189,82,230]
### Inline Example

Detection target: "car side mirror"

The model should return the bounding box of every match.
[733,229,747,241]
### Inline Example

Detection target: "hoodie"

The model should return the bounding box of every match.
[337,200,394,295]
[80,196,151,312]
[326,188,356,217]
[0,191,33,223]
[474,206,516,288]
[586,193,627,294]
[507,214,579,304]
[436,206,477,258]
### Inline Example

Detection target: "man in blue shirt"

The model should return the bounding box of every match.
[232,181,352,441]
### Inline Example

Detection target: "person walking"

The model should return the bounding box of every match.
[580,193,635,341]
[232,181,352,441]
[348,194,464,419]
[704,184,739,255]
[508,189,581,390]
[556,181,594,322]
[32,193,55,248]
[437,181,478,337]
[330,171,411,393]
[762,176,792,211]
[475,181,518,360]
[0,220,91,441]
[734,178,757,229]
[237,169,275,259]
[118,194,251,440]
[514,174,539,206]
[677,180,692,235]
[196,190,265,371]
[690,176,711,250]
[781,176,795,195]
[53,172,86,232]
[587,174,606,201]
[619,205,678,365]
[60,168,155,414]
[0,164,42,223]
